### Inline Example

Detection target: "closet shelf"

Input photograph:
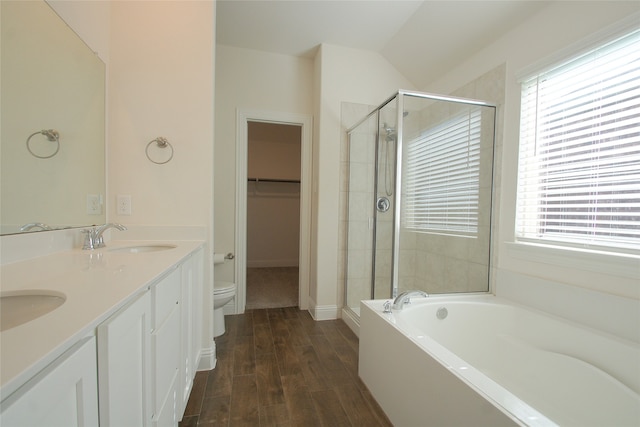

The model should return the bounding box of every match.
[248,177,300,184]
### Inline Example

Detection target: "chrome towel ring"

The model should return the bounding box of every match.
[146,136,174,164]
[26,129,60,159]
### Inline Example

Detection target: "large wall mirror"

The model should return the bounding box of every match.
[1,0,106,235]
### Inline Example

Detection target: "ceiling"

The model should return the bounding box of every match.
[216,0,551,88]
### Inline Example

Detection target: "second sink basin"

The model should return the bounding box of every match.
[1,291,66,332]
[108,244,177,254]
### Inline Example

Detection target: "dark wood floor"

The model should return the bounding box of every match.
[179,307,393,427]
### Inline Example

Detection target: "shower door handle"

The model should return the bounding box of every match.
[376,197,390,212]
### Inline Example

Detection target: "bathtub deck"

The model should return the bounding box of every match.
[359,301,521,427]
[360,296,640,427]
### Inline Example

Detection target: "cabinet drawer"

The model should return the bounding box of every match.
[153,267,180,328]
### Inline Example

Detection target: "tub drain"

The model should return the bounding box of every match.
[436,307,448,320]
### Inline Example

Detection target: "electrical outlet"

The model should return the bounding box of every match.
[86,194,102,215]
[117,195,132,215]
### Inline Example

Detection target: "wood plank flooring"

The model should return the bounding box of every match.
[179,307,392,427]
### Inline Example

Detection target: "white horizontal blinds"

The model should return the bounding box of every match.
[516,29,640,251]
[403,108,482,236]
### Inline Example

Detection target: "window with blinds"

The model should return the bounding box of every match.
[516,29,640,253]
[402,108,481,237]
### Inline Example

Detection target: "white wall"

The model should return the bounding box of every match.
[311,44,415,318]
[47,0,110,63]
[214,43,414,318]
[108,1,214,227]
[107,1,216,363]
[248,123,301,179]
[422,1,639,331]
[214,45,314,282]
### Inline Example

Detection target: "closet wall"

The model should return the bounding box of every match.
[247,122,301,268]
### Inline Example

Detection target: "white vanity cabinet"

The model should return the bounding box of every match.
[97,290,153,427]
[96,268,183,427]
[96,247,204,427]
[0,336,99,427]
[0,242,205,427]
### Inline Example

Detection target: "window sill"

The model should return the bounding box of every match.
[504,241,640,280]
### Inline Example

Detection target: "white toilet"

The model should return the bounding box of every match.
[213,281,237,337]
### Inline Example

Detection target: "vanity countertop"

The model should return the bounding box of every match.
[0,240,205,400]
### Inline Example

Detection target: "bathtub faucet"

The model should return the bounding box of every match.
[392,290,428,310]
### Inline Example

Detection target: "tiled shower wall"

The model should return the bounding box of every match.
[340,103,376,312]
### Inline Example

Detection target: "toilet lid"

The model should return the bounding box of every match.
[214,281,236,293]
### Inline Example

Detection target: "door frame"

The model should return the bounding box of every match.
[235,108,312,313]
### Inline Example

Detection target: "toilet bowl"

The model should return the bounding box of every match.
[213,281,236,337]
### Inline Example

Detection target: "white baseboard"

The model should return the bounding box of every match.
[341,307,360,337]
[309,303,340,321]
[197,344,216,371]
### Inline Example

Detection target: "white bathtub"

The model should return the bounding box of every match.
[359,295,640,427]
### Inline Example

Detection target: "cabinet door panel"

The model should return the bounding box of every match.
[179,249,203,417]
[153,303,180,420]
[0,336,98,427]
[154,370,178,427]
[97,291,151,427]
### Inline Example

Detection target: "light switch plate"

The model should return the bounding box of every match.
[87,194,102,215]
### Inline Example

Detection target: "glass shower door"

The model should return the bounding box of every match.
[344,112,377,315]
[396,93,496,295]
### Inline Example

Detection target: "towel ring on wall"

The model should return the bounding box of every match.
[26,129,60,159]
[145,136,174,164]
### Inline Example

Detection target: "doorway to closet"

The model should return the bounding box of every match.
[246,121,301,309]
[235,109,312,314]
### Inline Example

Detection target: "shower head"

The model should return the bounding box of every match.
[385,131,396,142]
[382,111,409,141]
[382,123,397,142]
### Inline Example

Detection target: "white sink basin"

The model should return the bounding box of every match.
[1,291,66,332]
[108,244,177,254]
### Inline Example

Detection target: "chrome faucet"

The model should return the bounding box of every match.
[82,223,127,250]
[20,222,52,232]
[392,290,428,310]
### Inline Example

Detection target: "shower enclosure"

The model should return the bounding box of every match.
[344,90,497,317]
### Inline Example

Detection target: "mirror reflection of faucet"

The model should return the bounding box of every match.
[82,223,127,250]
[19,223,52,232]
